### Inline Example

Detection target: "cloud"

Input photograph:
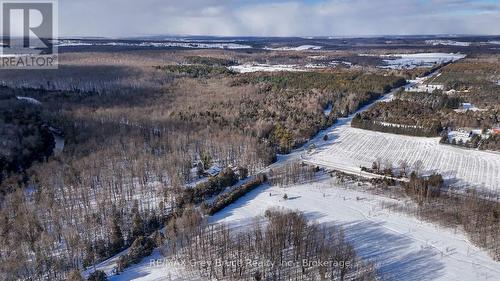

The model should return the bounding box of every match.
[58,0,500,37]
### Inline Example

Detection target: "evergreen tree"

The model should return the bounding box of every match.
[131,212,144,240]
[109,208,124,253]
[117,256,127,273]
[128,236,155,264]
[87,270,108,281]
[131,201,144,240]
[238,166,249,180]
[66,269,84,281]
[152,230,164,247]
[201,153,212,170]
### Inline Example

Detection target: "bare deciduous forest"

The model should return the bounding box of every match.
[0,50,404,280]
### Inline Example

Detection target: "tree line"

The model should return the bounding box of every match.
[157,207,378,281]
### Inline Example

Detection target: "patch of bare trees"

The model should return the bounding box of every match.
[268,162,318,187]
[161,207,378,281]
[381,174,500,261]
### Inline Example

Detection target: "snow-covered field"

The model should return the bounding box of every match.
[229,63,307,73]
[263,45,322,51]
[229,63,327,73]
[303,124,500,192]
[405,83,444,93]
[294,71,499,193]
[210,179,500,281]
[100,176,500,281]
[16,96,41,105]
[425,40,471,47]
[381,53,466,69]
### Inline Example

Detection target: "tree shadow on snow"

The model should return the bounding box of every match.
[208,183,273,223]
[339,220,445,281]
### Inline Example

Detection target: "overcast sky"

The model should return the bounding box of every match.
[59,0,500,37]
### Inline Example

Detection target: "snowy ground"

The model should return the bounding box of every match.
[16,96,41,105]
[53,135,65,155]
[303,124,500,192]
[454,103,483,113]
[425,40,471,47]
[228,63,331,73]
[447,130,473,144]
[97,175,500,281]
[86,249,203,281]
[263,45,322,51]
[294,70,500,193]
[210,178,500,281]
[229,63,308,73]
[381,53,466,69]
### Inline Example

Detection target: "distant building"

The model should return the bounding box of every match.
[454,103,481,113]
[205,165,222,177]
